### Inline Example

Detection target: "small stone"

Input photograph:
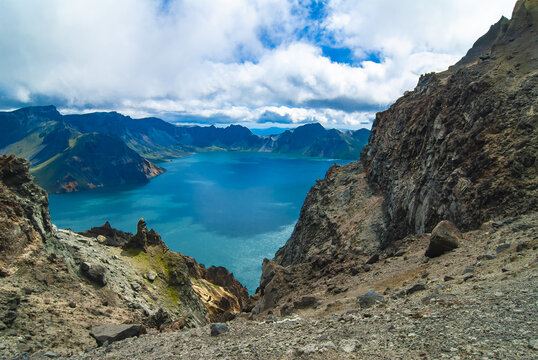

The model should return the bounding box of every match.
[145,270,157,282]
[68,302,76,308]
[210,323,228,336]
[340,339,360,353]
[463,265,474,274]
[96,235,107,244]
[516,242,530,252]
[293,296,316,309]
[421,272,429,279]
[495,243,511,254]
[131,282,141,291]
[444,276,454,282]
[394,250,406,257]
[356,290,384,308]
[80,262,107,286]
[43,352,58,358]
[366,254,379,264]
[512,222,531,232]
[528,339,538,350]
[477,254,496,260]
[406,284,427,295]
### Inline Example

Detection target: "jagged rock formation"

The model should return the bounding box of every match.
[124,218,167,249]
[0,155,248,357]
[361,0,537,242]
[255,0,537,314]
[0,155,51,275]
[78,221,132,247]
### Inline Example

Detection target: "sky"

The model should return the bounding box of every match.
[0,0,516,129]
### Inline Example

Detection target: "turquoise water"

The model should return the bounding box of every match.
[49,152,351,292]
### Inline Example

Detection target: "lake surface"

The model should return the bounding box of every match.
[49,151,351,292]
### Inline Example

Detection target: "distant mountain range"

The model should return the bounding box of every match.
[0,106,370,193]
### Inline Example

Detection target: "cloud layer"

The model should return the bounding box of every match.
[0,0,515,128]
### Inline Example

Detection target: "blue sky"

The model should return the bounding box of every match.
[0,0,515,129]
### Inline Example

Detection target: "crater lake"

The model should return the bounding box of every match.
[49,151,352,292]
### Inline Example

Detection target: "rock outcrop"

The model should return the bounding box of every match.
[124,218,167,249]
[0,156,248,358]
[0,155,51,275]
[255,0,537,313]
[361,0,537,242]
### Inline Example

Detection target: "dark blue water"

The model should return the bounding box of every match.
[49,152,351,292]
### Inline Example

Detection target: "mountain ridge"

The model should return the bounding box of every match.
[0,106,370,193]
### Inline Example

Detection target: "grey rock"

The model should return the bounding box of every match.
[495,243,511,253]
[145,270,157,282]
[366,254,379,264]
[357,290,384,309]
[90,324,146,346]
[210,323,229,336]
[463,265,474,274]
[80,262,107,286]
[426,220,462,257]
[406,283,427,295]
[293,296,316,309]
[130,282,141,291]
[516,241,530,252]
[512,222,532,232]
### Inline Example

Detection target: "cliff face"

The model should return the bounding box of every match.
[361,0,537,242]
[255,0,537,313]
[0,155,52,275]
[0,156,248,357]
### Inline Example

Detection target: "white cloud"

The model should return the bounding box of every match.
[0,0,516,129]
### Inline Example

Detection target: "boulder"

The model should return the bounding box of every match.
[80,262,107,286]
[145,270,157,282]
[210,323,228,336]
[425,220,462,258]
[293,296,316,309]
[90,324,146,346]
[356,290,384,309]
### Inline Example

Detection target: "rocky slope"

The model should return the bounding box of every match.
[64,211,538,359]
[254,0,537,314]
[0,155,248,358]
